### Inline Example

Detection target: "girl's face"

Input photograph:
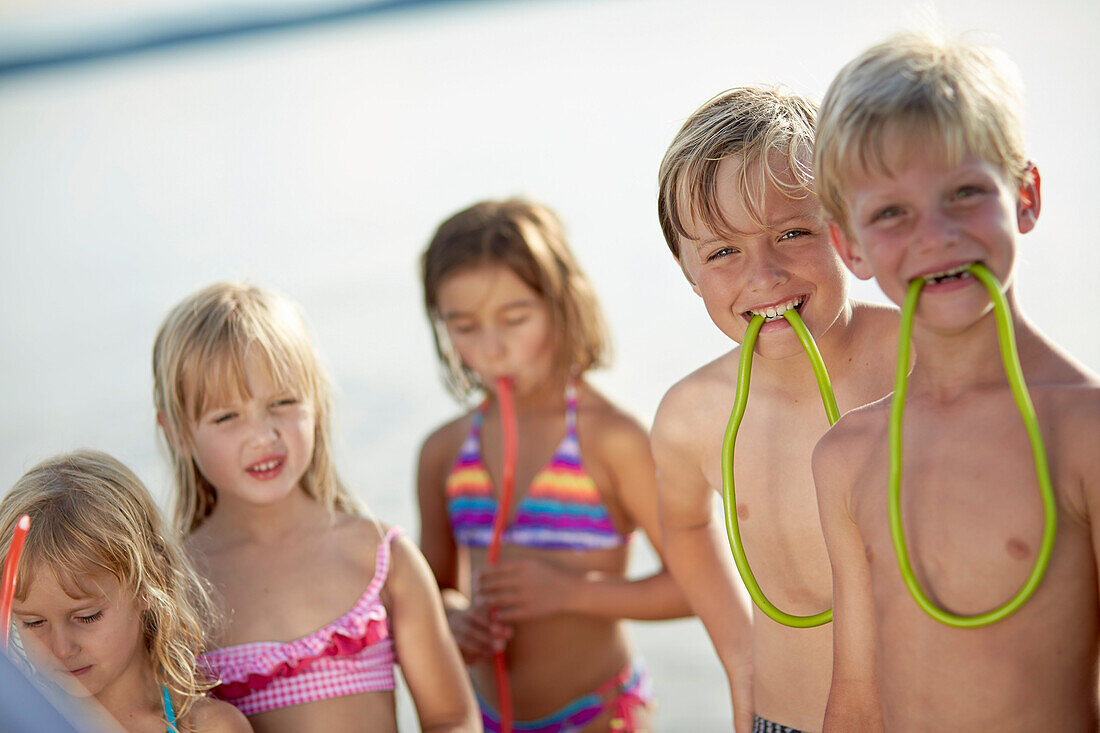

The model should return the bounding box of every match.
[13,566,148,700]
[188,354,317,511]
[436,264,557,396]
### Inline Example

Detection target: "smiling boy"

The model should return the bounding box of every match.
[812,32,1100,731]
[651,87,900,732]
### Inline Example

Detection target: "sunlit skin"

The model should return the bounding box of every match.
[13,568,248,733]
[418,264,689,729]
[817,133,1100,731]
[652,155,901,732]
[180,356,478,732]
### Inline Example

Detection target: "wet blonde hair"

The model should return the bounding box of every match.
[0,450,216,723]
[816,30,1031,235]
[658,86,818,258]
[153,282,358,534]
[421,199,609,401]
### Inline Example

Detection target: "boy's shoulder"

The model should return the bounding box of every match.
[652,348,740,448]
[813,394,892,486]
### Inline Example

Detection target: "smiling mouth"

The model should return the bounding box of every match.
[247,457,283,475]
[746,296,805,323]
[920,263,975,285]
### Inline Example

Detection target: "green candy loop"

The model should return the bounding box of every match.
[889,263,1057,627]
[721,308,837,628]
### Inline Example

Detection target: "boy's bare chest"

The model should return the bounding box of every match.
[852,395,1082,614]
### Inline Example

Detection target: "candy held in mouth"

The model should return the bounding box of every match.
[721,309,838,628]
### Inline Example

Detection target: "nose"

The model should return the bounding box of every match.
[914,207,959,255]
[45,626,79,663]
[245,410,279,447]
[748,248,790,293]
[478,326,508,363]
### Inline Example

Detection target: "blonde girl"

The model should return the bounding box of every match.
[418,199,691,732]
[1,449,249,733]
[153,282,478,733]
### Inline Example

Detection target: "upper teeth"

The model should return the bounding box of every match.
[750,297,803,321]
[924,264,972,282]
[251,460,279,472]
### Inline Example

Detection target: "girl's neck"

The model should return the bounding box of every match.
[204,485,331,546]
[495,374,571,416]
[94,648,162,732]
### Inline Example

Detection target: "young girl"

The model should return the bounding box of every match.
[152,282,479,733]
[418,199,691,732]
[1,449,250,733]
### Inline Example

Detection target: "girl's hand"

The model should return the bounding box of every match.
[476,558,580,621]
[445,601,512,665]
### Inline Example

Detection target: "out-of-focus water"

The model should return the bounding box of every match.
[2,0,1097,729]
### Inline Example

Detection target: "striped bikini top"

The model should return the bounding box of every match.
[197,526,403,717]
[445,384,629,552]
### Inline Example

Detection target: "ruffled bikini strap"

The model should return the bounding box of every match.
[365,526,406,598]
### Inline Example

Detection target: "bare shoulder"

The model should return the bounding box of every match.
[419,410,476,467]
[847,299,902,365]
[574,381,650,455]
[651,349,739,451]
[186,697,251,733]
[814,397,890,487]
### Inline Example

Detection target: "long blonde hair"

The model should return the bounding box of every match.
[153,282,358,534]
[0,450,216,723]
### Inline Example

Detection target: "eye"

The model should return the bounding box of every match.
[77,611,103,624]
[212,412,237,425]
[20,619,44,629]
[870,205,903,224]
[503,314,530,327]
[272,397,298,408]
[705,246,739,263]
[951,185,983,201]
[778,229,810,242]
[451,323,477,336]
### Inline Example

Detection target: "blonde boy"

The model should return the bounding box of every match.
[652,87,900,732]
[813,32,1100,731]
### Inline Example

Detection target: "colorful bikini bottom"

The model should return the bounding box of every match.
[478,658,652,733]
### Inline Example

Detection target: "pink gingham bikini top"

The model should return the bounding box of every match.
[197,526,404,717]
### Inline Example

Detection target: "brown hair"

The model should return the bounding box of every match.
[0,450,217,723]
[421,199,609,400]
[658,86,818,258]
[153,282,358,533]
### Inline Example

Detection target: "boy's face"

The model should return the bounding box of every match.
[677,156,850,359]
[831,131,1040,333]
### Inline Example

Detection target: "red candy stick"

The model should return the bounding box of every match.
[488,378,517,733]
[0,515,31,650]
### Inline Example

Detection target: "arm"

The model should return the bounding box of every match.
[478,414,692,621]
[388,535,481,733]
[813,429,883,733]
[417,429,508,664]
[650,393,754,733]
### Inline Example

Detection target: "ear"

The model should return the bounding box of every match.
[156,412,181,452]
[829,221,874,280]
[674,256,703,297]
[1016,164,1041,234]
